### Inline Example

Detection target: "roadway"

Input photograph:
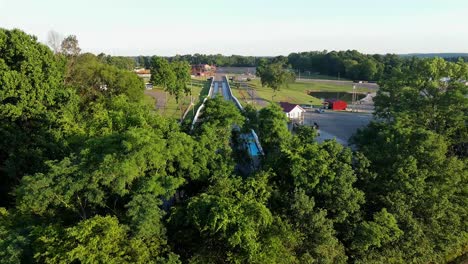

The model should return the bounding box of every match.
[304,111,373,144]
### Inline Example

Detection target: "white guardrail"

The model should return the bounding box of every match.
[191,77,215,130]
[191,76,264,156]
[222,76,243,111]
[223,76,264,156]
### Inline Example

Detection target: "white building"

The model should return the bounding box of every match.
[280,102,306,123]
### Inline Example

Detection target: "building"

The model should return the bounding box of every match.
[280,102,306,125]
[191,64,216,76]
[324,99,347,111]
[134,68,151,82]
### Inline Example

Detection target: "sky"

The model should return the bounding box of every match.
[1,0,467,56]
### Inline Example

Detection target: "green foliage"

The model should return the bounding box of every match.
[257,103,291,157]
[352,208,403,252]
[68,53,144,102]
[374,57,468,155]
[288,50,386,81]
[0,28,77,205]
[242,104,259,132]
[197,96,245,129]
[1,28,467,264]
[352,121,468,262]
[98,53,136,70]
[285,140,364,224]
[257,60,295,91]
[169,172,300,263]
[150,56,176,92]
[290,190,348,263]
[171,60,192,100]
[354,58,467,263]
[0,208,31,263]
[16,96,196,218]
[190,96,245,185]
[60,35,81,56]
[33,215,179,264]
[0,29,63,120]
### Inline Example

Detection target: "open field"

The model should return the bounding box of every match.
[297,78,379,90]
[296,72,350,81]
[183,78,212,121]
[230,79,375,108]
[144,78,208,119]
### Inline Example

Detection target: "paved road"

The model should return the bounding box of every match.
[304,111,373,144]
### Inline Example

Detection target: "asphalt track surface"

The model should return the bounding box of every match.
[304,111,373,144]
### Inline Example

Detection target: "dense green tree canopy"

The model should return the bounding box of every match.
[256,60,295,92]
[150,56,176,93]
[374,57,468,155]
[68,53,144,102]
[98,53,136,70]
[0,28,77,205]
[1,29,467,263]
[351,58,468,262]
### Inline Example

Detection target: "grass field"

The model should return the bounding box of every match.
[183,79,212,121]
[295,72,350,81]
[144,78,208,119]
[231,79,370,108]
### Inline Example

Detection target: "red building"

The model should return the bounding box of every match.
[324,99,347,110]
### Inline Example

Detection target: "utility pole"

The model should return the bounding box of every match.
[191,79,194,116]
[352,84,356,112]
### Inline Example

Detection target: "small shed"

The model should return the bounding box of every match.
[280,102,306,122]
[324,99,347,111]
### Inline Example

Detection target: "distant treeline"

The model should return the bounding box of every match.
[401,53,468,59]
[288,51,467,81]
[133,54,259,69]
[105,51,466,82]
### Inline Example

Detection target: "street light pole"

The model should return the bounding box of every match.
[191,79,194,116]
[352,84,356,112]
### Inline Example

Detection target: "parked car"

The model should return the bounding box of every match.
[315,108,325,113]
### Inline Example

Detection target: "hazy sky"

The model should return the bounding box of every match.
[1,0,467,56]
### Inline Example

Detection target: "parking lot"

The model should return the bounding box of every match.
[303,111,373,144]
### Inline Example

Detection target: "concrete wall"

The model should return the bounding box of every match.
[191,77,215,130]
[222,76,243,111]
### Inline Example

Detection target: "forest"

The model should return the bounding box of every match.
[129,52,468,82]
[0,28,467,263]
[100,51,467,83]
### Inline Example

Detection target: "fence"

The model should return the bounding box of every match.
[222,76,243,111]
[191,77,215,130]
[223,76,264,156]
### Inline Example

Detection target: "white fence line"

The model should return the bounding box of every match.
[250,129,264,156]
[222,76,243,111]
[191,76,264,157]
[223,76,264,156]
[191,77,215,130]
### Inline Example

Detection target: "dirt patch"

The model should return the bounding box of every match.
[240,82,267,107]
[144,90,167,109]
